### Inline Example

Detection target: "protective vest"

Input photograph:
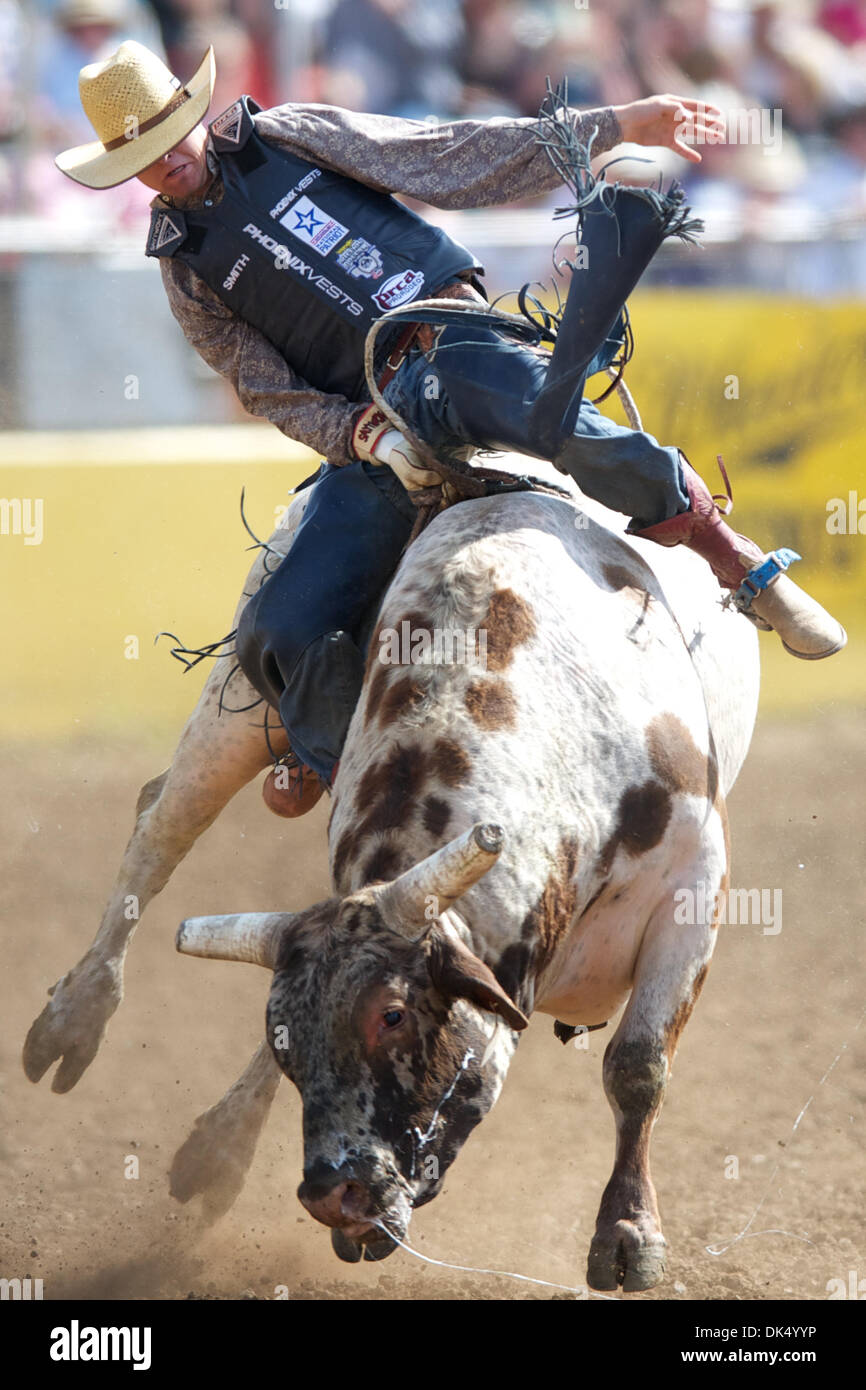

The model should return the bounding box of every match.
[146,96,484,401]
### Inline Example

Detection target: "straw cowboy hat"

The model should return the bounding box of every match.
[55,40,215,189]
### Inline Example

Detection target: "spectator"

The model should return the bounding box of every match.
[162,1,261,118]
[0,0,25,141]
[320,0,465,119]
[14,0,866,233]
[820,0,866,46]
[0,0,26,211]
[35,0,164,144]
[29,0,164,220]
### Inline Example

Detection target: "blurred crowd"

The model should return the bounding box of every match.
[3,0,866,234]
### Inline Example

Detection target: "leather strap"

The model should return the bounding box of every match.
[376,322,421,391]
[375,278,489,390]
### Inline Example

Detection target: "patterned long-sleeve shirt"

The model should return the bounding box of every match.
[156,101,623,464]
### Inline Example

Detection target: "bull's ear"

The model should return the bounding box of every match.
[425,924,529,1032]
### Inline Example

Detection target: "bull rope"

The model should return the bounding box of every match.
[609,369,642,430]
[363,297,573,502]
[371,1043,621,1298]
[371,1220,617,1300]
[363,298,643,506]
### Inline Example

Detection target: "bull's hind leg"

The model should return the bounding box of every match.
[23,495,312,1094]
[587,817,728,1292]
[22,656,285,1092]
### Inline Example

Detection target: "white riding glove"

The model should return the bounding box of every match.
[352,406,442,491]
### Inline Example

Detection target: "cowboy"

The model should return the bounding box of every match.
[57,41,846,814]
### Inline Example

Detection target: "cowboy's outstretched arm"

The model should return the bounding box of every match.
[160,259,362,464]
[255,94,723,209]
[254,101,623,209]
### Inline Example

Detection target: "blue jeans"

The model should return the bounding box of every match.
[235,458,416,780]
[384,323,688,529]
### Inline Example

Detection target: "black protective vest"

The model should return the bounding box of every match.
[146,96,484,401]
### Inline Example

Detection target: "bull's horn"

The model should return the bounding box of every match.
[176,912,295,970]
[376,822,504,939]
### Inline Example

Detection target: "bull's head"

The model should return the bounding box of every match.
[176,824,528,1262]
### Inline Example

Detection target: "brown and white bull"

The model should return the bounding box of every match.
[23,457,758,1290]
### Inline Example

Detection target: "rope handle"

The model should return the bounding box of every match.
[712,453,734,516]
[608,368,643,432]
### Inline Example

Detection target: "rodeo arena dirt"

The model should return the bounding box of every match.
[2,0,865,1360]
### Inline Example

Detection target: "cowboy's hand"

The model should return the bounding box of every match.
[612,95,725,163]
[352,405,442,490]
[375,429,444,491]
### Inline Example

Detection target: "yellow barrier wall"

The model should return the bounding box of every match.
[600,292,865,710]
[2,428,320,741]
[3,293,863,741]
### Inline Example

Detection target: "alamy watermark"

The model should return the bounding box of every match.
[1,497,43,545]
[826,491,866,534]
[50,1321,151,1370]
[378,620,488,670]
[676,104,783,156]
[1,1276,43,1299]
[826,1269,866,1299]
[674,882,783,935]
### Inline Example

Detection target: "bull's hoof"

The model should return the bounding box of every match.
[587,1221,667,1292]
[362,1232,397,1262]
[22,955,123,1092]
[169,1125,248,1222]
[331,1228,398,1263]
[331,1229,363,1263]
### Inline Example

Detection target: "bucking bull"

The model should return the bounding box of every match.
[23,453,758,1292]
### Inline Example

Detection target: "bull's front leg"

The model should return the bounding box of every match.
[169,1040,282,1220]
[587,829,727,1292]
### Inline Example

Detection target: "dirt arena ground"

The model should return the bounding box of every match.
[2,708,864,1302]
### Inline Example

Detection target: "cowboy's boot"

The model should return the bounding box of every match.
[629,457,847,660]
[528,180,704,457]
[262,751,328,818]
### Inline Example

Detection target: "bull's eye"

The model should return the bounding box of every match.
[382,1008,405,1029]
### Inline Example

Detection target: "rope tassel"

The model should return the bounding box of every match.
[535,77,705,248]
[524,79,706,455]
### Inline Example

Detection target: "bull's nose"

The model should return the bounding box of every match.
[297,1177,373,1231]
